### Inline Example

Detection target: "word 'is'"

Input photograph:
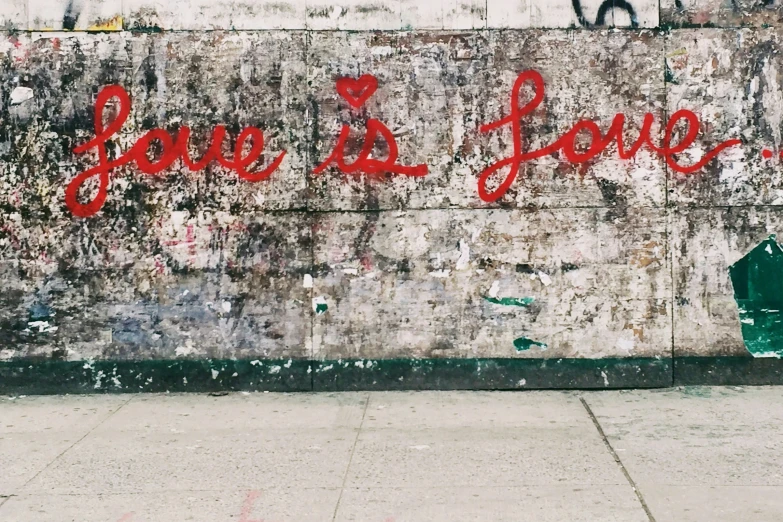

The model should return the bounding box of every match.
[68,71,740,217]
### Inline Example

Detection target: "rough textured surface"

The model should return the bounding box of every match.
[4,0,783,390]
[313,209,668,360]
[2,389,783,520]
[672,208,783,357]
[308,30,664,210]
[0,0,662,30]
[662,0,783,27]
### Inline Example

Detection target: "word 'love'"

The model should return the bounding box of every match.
[477,70,742,202]
[67,85,285,218]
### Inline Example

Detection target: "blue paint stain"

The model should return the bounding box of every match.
[29,303,52,321]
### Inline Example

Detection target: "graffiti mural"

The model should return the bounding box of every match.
[67,68,741,218]
[572,0,640,27]
[2,0,783,391]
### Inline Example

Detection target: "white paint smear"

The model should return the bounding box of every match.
[456,240,470,270]
[27,321,57,333]
[616,336,635,353]
[175,344,197,357]
[10,86,33,105]
[488,281,500,298]
[303,274,313,288]
[429,269,451,278]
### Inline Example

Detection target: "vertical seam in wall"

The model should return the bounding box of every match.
[305,27,315,392]
[663,28,675,386]
[611,0,616,27]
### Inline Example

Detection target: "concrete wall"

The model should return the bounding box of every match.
[2,0,783,391]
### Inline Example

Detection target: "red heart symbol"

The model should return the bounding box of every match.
[335,75,378,108]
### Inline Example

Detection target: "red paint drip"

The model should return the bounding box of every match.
[763,149,774,159]
[477,70,742,202]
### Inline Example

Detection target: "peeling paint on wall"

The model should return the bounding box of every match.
[729,235,783,358]
[484,296,535,307]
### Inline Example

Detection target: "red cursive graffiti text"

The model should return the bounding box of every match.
[314,75,428,178]
[477,70,742,202]
[67,85,286,218]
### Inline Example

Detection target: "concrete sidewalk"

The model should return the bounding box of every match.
[1,388,782,522]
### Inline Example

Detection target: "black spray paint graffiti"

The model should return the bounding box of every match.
[572,0,639,28]
[62,0,82,30]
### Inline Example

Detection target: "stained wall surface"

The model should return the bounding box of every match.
[1,0,782,391]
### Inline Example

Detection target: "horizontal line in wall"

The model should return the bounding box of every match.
[0,27,703,35]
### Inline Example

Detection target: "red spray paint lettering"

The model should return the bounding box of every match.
[69,71,744,218]
[313,74,428,178]
[67,85,285,218]
[477,69,742,202]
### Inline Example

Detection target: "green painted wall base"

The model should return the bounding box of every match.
[312,358,670,391]
[674,357,783,386]
[1,357,671,394]
[1,356,781,394]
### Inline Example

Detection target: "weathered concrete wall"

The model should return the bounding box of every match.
[2,0,783,391]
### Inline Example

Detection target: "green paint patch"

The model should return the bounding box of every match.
[513,337,547,351]
[312,296,328,315]
[729,235,783,358]
[484,296,535,307]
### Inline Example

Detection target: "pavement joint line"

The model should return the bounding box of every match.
[331,392,371,522]
[580,396,657,522]
[0,493,16,510]
[12,396,134,497]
